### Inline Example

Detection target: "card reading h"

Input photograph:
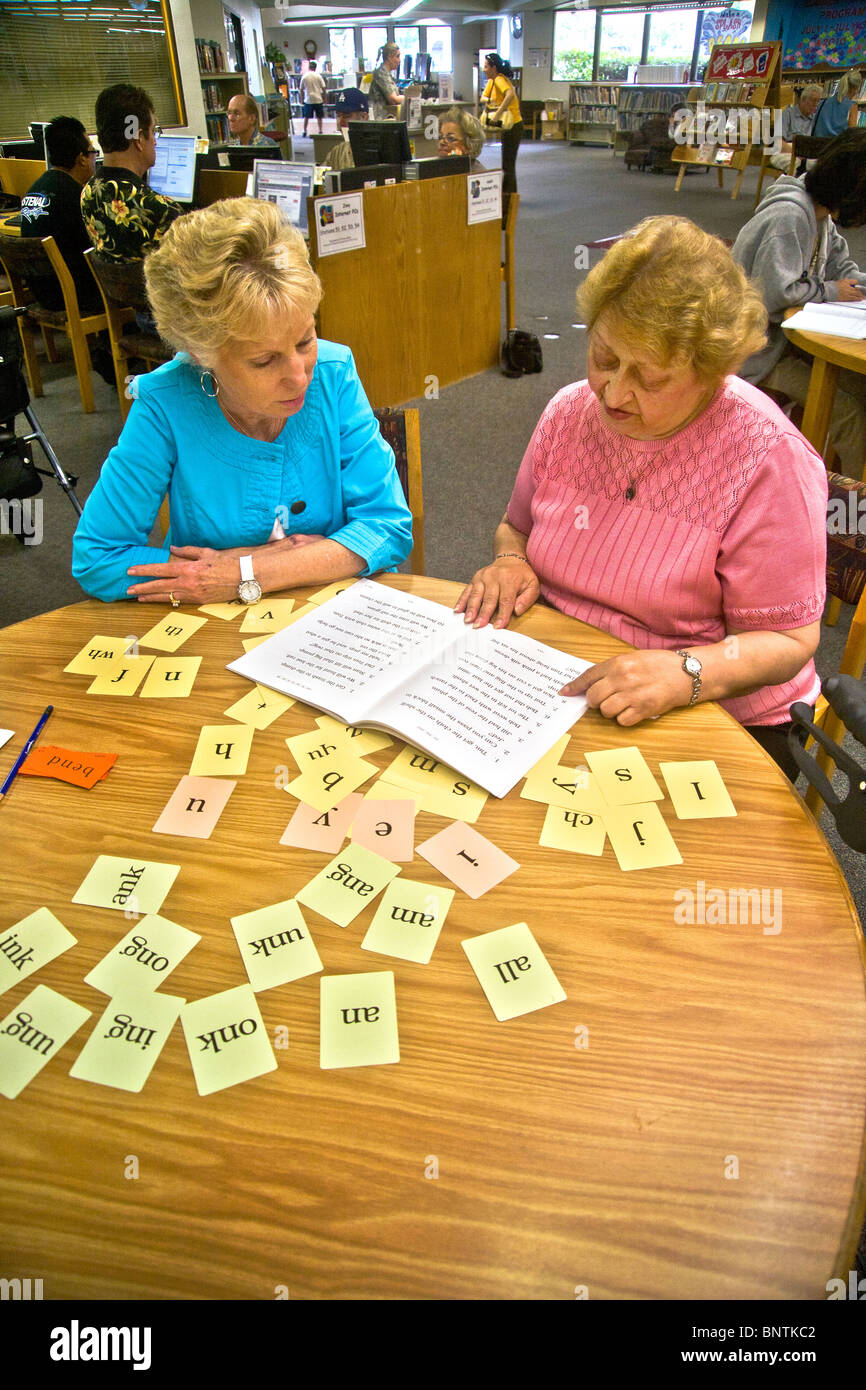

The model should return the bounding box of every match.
[320,971,399,1069]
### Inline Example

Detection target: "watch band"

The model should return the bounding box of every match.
[239,554,255,583]
[676,649,702,707]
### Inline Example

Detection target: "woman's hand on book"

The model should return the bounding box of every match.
[454,556,540,630]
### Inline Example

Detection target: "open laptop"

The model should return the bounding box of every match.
[252,160,316,237]
[149,134,198,204]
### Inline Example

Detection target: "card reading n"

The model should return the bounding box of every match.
[362,879,454,964]
[0,985,91,1099]
[69,989,185,1093]
[230,899,322,991]
[461,922,567,1021]
[296,842,400,927]
[152,775,236,839]
[181,984,277,1096]
[189,723,254,776]
[0,908,77,995]
[319,971,399,1069]
[72,855,180,915]
[584,747,663,806]
[139,656,202,699]
[138,613,207,651]
[602,801,683,870]
[659,761,737,819]
[84,913,200,996]
[416,823,519,899]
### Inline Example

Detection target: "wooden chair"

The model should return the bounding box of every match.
[804,470,866,818]
[791,132,831,175]
[158,407,425,576]
[502,192,519,335]
[0,157,46,202]
[753,146,795,208]
[84,248,172,419]
[374,406,424,575]
[0,232,107,413]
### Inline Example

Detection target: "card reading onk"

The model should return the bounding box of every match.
[319,970,399,1069]
[461,922,567,1022]
[181,984,277,1096]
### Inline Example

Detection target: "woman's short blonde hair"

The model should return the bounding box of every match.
[144,197,322,366]
[840,69,862,101]
[439,106,485,159]
[577,216,767,382]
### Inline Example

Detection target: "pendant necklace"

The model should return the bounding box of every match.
[220,399,286,443]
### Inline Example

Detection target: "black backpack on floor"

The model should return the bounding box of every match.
[501,330,543,378]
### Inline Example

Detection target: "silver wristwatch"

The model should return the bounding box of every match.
[676,649,702,706]
[237,554,262,605]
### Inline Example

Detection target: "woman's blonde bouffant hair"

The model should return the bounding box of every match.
[144,197,322,366]
[577,216,767,382]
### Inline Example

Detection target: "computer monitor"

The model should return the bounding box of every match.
[149,133,198,203]
[208,143,284,173]
[415,54,432,82]
[28,123,48,160]
[348,121,412,169]
[252,160,316,236]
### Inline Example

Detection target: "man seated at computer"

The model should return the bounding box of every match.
[81,83,183,263]
[227,94,272,148]
[20,115,114,384]
[327,88,369,171]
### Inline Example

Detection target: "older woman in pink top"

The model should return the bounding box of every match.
[456,216,828,779]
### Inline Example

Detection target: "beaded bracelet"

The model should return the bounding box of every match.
[495,552,529,562]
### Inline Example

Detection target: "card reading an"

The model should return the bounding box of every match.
[319,971,399,1069]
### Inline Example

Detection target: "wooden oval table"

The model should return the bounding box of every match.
[2,575,865,1301]
[782,317,866,462]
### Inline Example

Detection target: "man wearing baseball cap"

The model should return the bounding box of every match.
[328,87,369,170]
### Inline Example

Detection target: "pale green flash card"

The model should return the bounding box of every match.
[0,908,77,996]
[69,989,185,1093]
[319,971,399,1069]
[230,899,323,991]
[181,984,277,1096]
[84,914,201,996]
[72,855,180,915]
[362,879,454,964]
[461,922,567,1021]
[0,985,91,1099]
[296,842,400,927]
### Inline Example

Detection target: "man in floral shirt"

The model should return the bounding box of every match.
[81,83,183,263]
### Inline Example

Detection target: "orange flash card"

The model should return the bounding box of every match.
[18,745,117,789]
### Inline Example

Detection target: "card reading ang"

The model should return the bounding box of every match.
[181,984,277,1096]
[461,922,567,1022]
[296,842,400,928]
[69,989,185,1093]
[0,985,91,1099]
[319,970,399,1069]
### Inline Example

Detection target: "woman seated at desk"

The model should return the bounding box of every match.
[456,216,828,780]
[72,198,413,605]
[437,108,486,169]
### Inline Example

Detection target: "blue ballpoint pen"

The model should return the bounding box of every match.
[0,705,54,801]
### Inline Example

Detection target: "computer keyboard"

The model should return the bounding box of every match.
[2,213,22,227]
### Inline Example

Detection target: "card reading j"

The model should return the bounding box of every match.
[602,801,683,871]
[319,971,399,1069]
[461,922,567,1022]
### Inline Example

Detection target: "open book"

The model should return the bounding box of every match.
[227,581,591,798]
[784,300,866,340]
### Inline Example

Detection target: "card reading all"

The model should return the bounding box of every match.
[72,855,180,915]
[461,922,567,1021]
[84,913,201,996]
[230,899,322,991]
[181,984,277,1096]
[319,970,399,1069]
[69,989,185,1092]
[416,822,519,899]
[0,985,91,1099]
[0,908,77,995]
[362,879,454,964]
[296,842,400,927]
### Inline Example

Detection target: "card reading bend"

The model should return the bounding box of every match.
[461,922,567,1021]
[319,971,399,1069]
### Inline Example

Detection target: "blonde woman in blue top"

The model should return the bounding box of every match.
[71,198,413,605]
[813,70,862,138]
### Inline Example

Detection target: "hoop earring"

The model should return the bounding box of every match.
[200,370,220,398]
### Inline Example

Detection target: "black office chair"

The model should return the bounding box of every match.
[0,305,81,520]
[789,676,866,852]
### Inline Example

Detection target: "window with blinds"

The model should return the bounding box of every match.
[0,0,184,141]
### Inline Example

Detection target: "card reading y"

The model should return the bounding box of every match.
[319,971,399,1068]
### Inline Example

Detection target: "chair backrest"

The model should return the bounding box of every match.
[0,158,46,201]
[373,405,424,575]
[826,471,866,610]
[793,133,831,159]
[84,249,152,312]
[0,232,85,323]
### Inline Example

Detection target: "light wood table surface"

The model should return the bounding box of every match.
[2,575,865,1301]
[782,317,866,459]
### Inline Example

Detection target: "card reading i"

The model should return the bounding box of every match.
[416,822,519,899]
[659,761,737,819]
[461,923,567,1021]
[319,971,399,1069]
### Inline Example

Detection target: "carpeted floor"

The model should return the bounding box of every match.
[1,137,864,928]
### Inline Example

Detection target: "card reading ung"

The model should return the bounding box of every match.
[461,922,567,1021]
[181,984,277,1096]
[0,985,91,1099]
[319,970,399,1069]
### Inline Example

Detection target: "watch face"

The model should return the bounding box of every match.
[238,579,262,604]
[684,656,701,676]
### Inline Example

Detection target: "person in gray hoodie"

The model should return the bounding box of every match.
[732,130,866,477]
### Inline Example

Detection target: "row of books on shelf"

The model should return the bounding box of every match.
[570,84,618,105]
[619,87,686,111]
[202,83,232,113]
[701,80,763,102]
[616,112,676,133]
[195,38,226,72]
[570,106,616,123]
